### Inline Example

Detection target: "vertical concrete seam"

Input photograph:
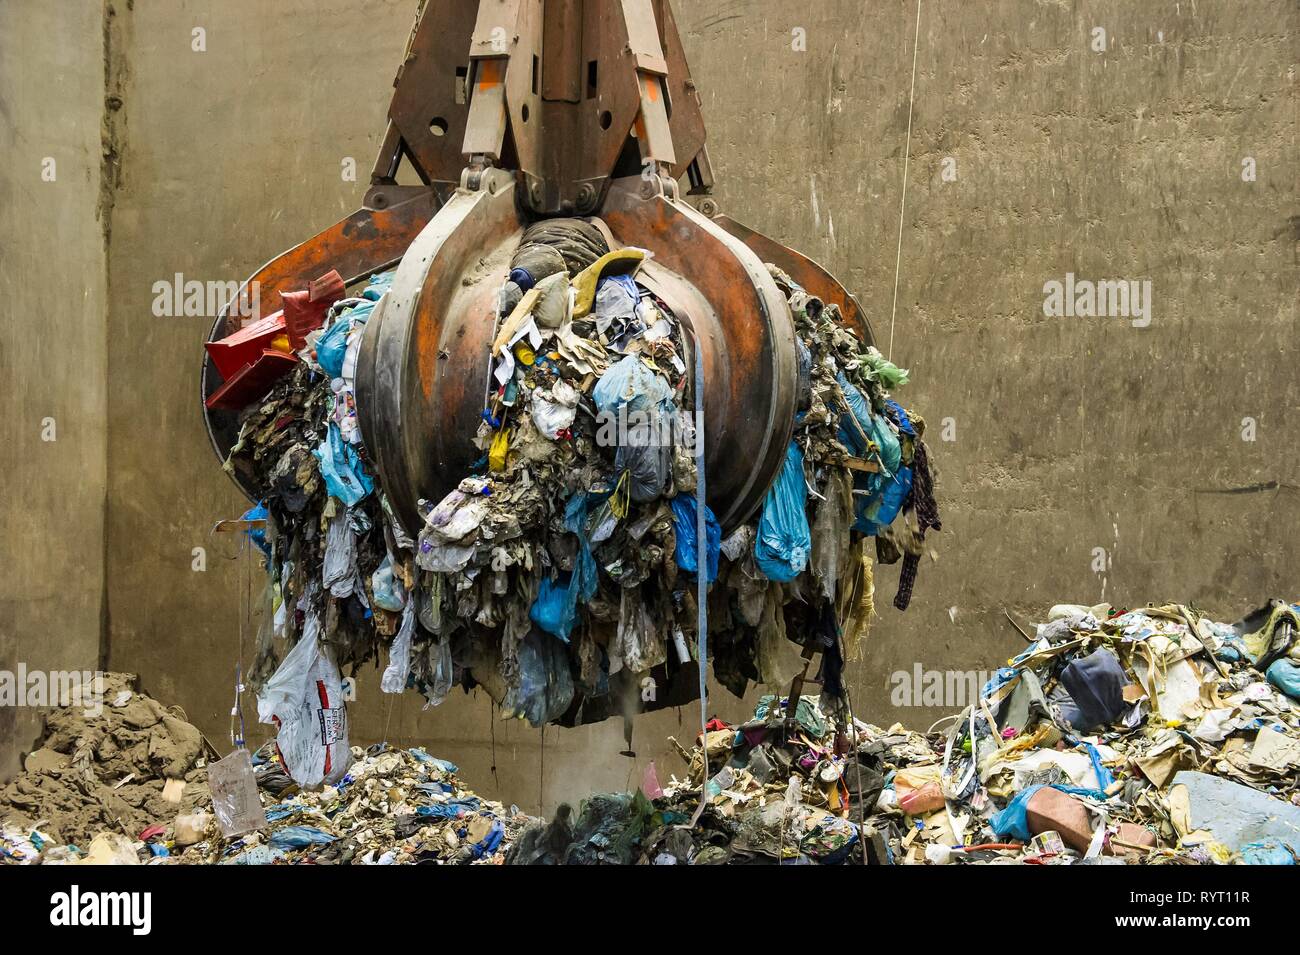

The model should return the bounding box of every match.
[98,0,131,671]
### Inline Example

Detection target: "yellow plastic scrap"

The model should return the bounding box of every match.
[570,248,648,318]
[488,428,511,473]
[610,471,632,519]
[513,341,536,365]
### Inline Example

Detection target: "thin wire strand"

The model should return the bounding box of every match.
[887,0,923,362]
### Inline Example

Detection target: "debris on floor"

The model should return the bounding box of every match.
[214,219,938,788]
[0,673,212,863]
[1,676,533,865]
[169,743,536,865]
[508,599,1300,865]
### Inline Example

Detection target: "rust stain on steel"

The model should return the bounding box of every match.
[713,214,874,346]
[202,191,439,503]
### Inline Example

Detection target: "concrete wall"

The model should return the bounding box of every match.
[2,0,1295,811]
[0,0,109,780]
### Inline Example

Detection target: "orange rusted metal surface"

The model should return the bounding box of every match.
[202,189,441,498]
[713,214,874,346]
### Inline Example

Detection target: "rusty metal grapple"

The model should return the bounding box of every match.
[202,0,870,536]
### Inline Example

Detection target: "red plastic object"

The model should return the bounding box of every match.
[205,311,288,381]
[283,269,346,350]
[205,350,298,410]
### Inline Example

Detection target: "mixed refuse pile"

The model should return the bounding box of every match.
[508,599,1300,865]
[211,217,937,790]
[1,676,533,865]
[0,673,211,864]
[168,743,535,865]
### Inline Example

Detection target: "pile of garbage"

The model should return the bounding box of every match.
[167,743,535,865]
[1,675,533,865]
[212,216,937,789]
[509,599,1300,865]
[0,673,211,864]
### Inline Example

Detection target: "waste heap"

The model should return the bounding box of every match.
[0,673,211,864]
[1,675,533,865]
[211,218,937,788]
[168,743,535,865]
[509,599,1300,865]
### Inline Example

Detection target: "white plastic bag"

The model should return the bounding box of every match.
[381,601,417,694]
[256,615,351,787]
[531,378,579,439]
[207,748,268,837]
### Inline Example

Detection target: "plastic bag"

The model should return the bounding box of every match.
[207,748,268,838]
[863,347,909,389]
[408,630,454,707]
[593,354,673,417]
[313,422,374,506]
[322,509,358,597]
[610,587,666,674]
[370,554,407,612]
[1266,659,1300,701]
[670,494,720,582]
[837,373,899,474]
[531,378,579,438]
[855,465,912,535]
[381,601,417,693]
[755,584,803,686]
[811,469,852,602]
[256,616,352,787]
[616,406,672,502]
[754,442,811,582]
[315,316,351,379]
[488,428,510,472]
[502,630,574,726]
[530,492,598,641]
[241,501,271,557]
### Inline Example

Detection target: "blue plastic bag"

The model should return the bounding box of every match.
[270,826,337,849]
[855,465,911,535]
[1241,841,1296,865]
[241,501,271,557]
[1266,659,1300,701]
[470,818,505,859]
[593,354,673,417]
[315,273,392,377]
[754,442,811,582]
[313,422,373,506]
[502,630,575,726]
[530,493,598,641]
[670,495,720,582]
[315,317,351,379]
[416,797,481,819]
[837,373,899,474]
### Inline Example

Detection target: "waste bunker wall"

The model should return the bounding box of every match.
[2,0,1296,813]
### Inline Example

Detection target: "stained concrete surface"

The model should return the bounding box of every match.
[1,0,1296,813]
[0,0,109,781]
